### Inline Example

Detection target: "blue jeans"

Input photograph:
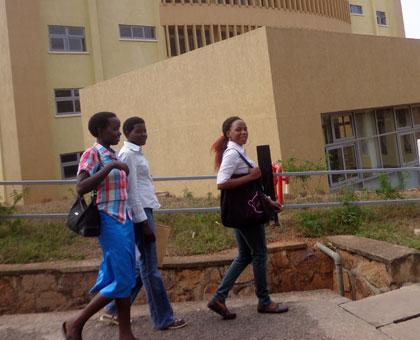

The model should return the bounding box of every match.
[105,208,175,330]
[212,224,271,307]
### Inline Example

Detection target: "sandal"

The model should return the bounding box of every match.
[99,313,119,326]
[257,302,289,314]
[164,318,188,330]
[99,313,134,326]
[207,299,236,320]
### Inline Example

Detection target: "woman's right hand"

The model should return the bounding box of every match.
[110,161,129,175]
[248,167,262,180]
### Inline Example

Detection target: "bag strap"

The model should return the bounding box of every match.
[228,149,254,169]
[230,149,270,195]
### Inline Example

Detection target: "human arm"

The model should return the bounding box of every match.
[217,149,262,190]
[76,149,129,195]
[217,167,262,190]
[119,150,155,243]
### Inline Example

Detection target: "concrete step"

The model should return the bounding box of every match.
[0,290,391,340]
[340,284,420,328]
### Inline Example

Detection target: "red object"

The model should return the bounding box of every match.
[272,163,289,205]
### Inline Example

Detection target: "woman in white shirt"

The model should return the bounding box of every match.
[207,116,289,319]
[101,117,187,331]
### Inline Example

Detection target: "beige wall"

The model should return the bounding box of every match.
[0,0,22,201]
[0,0,166,202]
[350,0,405,37]
[81,27,420,197]
[266,27,420,165]
[4,0,57,201]
[80,28,281,196]
[160,2,351,31]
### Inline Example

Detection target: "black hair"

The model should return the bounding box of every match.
[88,112,117,137]
[123,117,145,136]
[211,116,242,170]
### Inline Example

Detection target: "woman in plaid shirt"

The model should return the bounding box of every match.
[62,112,138,340]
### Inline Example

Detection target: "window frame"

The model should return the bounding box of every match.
[60,151,83,179]
[376,11,387,26]
[48,25,87,53]
[349,4,363,15]
[54,88,81,117]
[119,24,157,41]
[322,104,420,189]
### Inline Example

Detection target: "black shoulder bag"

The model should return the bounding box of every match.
[66,151,101,237]
[220,150,275,229]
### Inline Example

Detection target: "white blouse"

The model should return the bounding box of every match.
[216,141,256,185]
[118,141,160,223]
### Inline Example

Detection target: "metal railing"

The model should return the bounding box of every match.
[0,167,419,220]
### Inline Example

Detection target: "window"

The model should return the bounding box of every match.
[60,152,83,179]
[322,104,420,188]
[332,113,354,140]
[55,89,81,115]
[119,25,156,40]
[350,4,363,15]
[48,26,86,52]
[376,11,387,26]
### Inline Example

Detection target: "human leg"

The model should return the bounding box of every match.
[238,225,288,313]
[139,208,177,330]
[115,297,138,340]
[212,228,252,303]
[63,293,112,339]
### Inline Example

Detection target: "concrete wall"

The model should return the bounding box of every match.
[81,26,420,197]
[266,27,420,167]
[0,0,22,201]
[4,0,57,201]
[81,28,281,196]
[350,0,405,37]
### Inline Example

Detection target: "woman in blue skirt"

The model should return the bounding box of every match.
[62,112,137,340]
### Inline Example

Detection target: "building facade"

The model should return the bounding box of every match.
[0,0,406,201]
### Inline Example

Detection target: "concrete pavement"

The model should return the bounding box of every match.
[0,289,396,340]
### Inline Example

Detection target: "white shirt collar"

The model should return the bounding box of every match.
[124,141,141,152]
[227,140,245,153]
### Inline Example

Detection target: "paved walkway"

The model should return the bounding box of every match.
[1,289,399,340]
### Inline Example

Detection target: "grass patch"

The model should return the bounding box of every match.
[0,220,95,264]
[156,213,235,256]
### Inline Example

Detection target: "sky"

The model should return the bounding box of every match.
[401,0,420,39]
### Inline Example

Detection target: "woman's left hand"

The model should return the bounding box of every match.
[267,198,282,213]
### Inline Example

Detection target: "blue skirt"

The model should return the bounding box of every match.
[90,212,136,298]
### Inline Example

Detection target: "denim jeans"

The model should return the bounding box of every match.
[105,208,174,330]
[212,224,271,307]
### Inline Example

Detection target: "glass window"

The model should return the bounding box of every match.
[327,148,345,184]
[54,88,81,115]
[355,110,376,137]
[119,25,156,40]
[332,114,353,140]
[343,145,357,179]
[376,108,395,134]
[395,107,412,129]
[358,138,381,177]
[322,115,333,144]
[399,133,416,164]
[412,106,420,126]
[60,152,83,179]
[350,4,363,15]
[48,25,86,52]
[376,11,387,25]
[380,134,399,167]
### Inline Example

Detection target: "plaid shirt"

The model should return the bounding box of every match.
[78,143,129,224]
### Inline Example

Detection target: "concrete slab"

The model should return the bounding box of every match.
[382,317,420,340]
[327,235,418,265]
[0,290,390,340]
[340,284,420,327]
